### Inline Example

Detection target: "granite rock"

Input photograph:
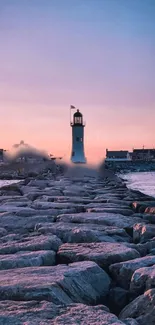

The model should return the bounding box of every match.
[0,300,135,325]
[57,242,140,270]
[0,234,61,254]
[0,261,111,304]
[120,289,155,325]
[109,255,155,289]
[56,212,142,229]
[130,264,155,296]
[0,250,56,269]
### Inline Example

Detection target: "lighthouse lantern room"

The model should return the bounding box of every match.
[70,108,86,164]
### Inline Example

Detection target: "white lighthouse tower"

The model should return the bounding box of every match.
[70,108,86,164]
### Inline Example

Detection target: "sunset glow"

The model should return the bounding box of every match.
[0,0,155,163]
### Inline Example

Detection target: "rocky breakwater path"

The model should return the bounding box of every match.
[0,173,155,324]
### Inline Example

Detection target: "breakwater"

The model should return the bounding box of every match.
[0,168,154,324]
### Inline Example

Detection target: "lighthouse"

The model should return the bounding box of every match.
[70,108,86,164]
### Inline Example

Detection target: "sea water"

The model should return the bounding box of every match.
[0,180,20,188]
[121,172,155,198]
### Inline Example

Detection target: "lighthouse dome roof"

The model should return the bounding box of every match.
[74,109,82,117]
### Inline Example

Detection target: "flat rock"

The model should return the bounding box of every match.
[86,203,130,209]
[143,214,155,224]
[130,264,155,296]
[0,234,61,254]
[0,214,55,232]
[36,222,130,243]
[40,195,93,204]
[87,208,133,216]
[110,255,155,289]
[120,289,155,325]
[0,206,37,216]
[31,201,85,212]
[0,261,111,304]
[56,212,142,229]
[0,300,134,325]
[57,242,140,270]
[20,186,43,195]
[0,195,23,203]
[0,250,56,269]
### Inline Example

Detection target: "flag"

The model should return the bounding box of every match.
[70,105,76,109]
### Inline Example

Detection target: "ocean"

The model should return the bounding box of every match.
[121,172,155,198]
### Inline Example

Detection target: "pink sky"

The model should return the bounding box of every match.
[0,1,155,163]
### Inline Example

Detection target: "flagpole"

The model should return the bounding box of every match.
[70,105,71,125]
[70,105,76,125]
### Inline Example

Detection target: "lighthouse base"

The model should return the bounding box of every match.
[71,153,86,164]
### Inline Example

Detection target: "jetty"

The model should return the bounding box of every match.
[0,165,154,324]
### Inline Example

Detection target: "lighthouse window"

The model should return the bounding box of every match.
[75,117,82,124]
[76,137,80,141]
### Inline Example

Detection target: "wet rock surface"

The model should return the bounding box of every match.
[0,171,154,324]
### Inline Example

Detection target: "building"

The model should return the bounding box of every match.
[132,149,155,161]
[105,149,131,161]
[0,149,4,162]
[70,108,86,163]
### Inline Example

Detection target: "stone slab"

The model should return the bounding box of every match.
[0,261,111,305]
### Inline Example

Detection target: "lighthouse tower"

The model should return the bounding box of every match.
[70,109,86,164]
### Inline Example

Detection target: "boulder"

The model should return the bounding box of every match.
[0,250,56,269]
[108,287,129,315]
[123,319,139,325]
[131,201,155,213]
[133,223,155,243]
[31,201,85,212]
[0,300,135,325]
[0,183,22,195]
[120,289,155,325]
[145,207,155,214]
[129,239,155,256]
[0,206,37,216]
[27,179,49,188]
[86,203,130,209]
[0,234,61,254]
[87,208,133,216]
[0,214,55,232]
[0,227,7,237]
[36,222,130,243]
[57,242,140,270]
[109,255,155,289]
[130,264,155,296]
[143,214,155,224]
[0,261,111,304]
[56,212,142,229]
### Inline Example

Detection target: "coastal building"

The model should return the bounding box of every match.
[70,108,86,163]
[105,149,131,162]
[15,151,48,163]
[132,149,155,161]
[0,149,4,162]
